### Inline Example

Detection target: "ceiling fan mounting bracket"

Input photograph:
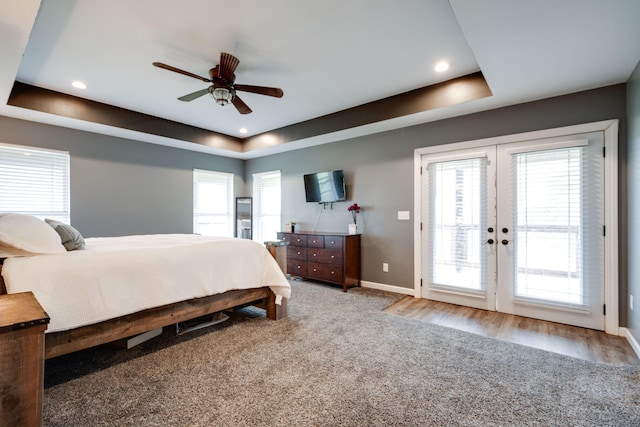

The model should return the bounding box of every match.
[209,66,235,84]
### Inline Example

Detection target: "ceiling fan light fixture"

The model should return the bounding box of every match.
[210,86,234,106]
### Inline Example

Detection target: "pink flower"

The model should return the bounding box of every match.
[347,203,361,224]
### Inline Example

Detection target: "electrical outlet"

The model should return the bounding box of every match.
[383,263,389,273]
[631,295,634,311]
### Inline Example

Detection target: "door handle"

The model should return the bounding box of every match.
[501,239,509,245]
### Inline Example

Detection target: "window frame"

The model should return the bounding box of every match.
[0,142,70,223]
[252,170,281,243]
[193,169,234,237]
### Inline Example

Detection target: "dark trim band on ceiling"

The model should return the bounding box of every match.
[8,81,242,152]
[246,72,491,150]
[8,72,491,154]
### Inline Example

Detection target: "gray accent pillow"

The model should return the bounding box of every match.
[45,219,86,251]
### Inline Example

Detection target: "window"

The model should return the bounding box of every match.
[0,143,70,223]
[253,170,281,243]
[193,169,234,236]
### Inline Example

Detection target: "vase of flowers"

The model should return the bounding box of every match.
[347,203,361,234]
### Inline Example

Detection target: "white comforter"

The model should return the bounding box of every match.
[2,234,291,333]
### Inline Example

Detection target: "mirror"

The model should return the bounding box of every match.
[235,197,252,239]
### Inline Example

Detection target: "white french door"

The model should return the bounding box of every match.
[422,147,497,311]
[421,131,605,330]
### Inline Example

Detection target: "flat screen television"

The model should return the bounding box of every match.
[304,170,346,203]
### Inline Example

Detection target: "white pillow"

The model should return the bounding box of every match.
[0,213,66,256]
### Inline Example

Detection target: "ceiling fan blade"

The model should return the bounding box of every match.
[232,95,252,114]
[178,88,210,102]
[234,84,284,98]
[219,52,240,81]
[153,62,211,83]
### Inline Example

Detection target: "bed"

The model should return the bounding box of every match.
[0,213,291,359]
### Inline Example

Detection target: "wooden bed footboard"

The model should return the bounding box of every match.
[1,264,287,359]
[44,287,286,359]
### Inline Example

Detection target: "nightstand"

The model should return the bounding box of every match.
[0,292,49,427]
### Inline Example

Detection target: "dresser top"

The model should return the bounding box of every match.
[279,231,359,237]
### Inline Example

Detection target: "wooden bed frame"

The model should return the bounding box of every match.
[0,263,286,359]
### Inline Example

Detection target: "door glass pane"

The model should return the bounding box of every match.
[428,158,487,291]
[513,148,587,305]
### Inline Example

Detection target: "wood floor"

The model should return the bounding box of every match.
[384,296,639,365]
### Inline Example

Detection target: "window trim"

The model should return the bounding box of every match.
[193,169,234,237]
[252,170,281,243]
[0,142,70,223]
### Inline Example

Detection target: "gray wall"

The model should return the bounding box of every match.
[0,116,245,237]
[627,62,640,339]
[0,83,630,326]
[247,84,629,324]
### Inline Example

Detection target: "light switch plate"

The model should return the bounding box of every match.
[398,211,410,220]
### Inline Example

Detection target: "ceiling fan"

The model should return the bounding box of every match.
[153,52,283,114]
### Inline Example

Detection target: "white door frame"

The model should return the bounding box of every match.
[413,119,619,335]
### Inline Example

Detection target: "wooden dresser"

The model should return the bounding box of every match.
[276,231,360,291]
[0,292,49,427]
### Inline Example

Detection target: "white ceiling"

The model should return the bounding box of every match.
[1,0,639,159]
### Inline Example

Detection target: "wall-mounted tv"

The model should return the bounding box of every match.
[304,170,346,203]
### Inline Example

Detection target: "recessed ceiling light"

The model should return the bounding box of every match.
[434,62,450,72]
[71,80,87,89]
[239,127,248,134]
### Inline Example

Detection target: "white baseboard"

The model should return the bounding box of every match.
[620,327,640,359]
[360,280,416,296]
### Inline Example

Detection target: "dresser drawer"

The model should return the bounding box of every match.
[308,248,342,265]
[289,234,308,246]
[277,232,307,247]
[288,261,308,277]
[307,235,324,248]
[287,245,308,261]
[308,262,343,284]
[324,236,343,249]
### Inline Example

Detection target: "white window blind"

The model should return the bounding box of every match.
[253,170,281,243]
[427,157,487,292]
[193,169,234,237]
[0,143,70,223]
[512,146,602,307]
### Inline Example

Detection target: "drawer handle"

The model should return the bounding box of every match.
[330,241,335,244]
[331,271,335,275]
[312,240,317,243]
[296,239,301,242]
[330,255,335,259]
[313,253,317,257]
[313,268,317,272]
[297,251,301,255]
[297,265,301,269]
